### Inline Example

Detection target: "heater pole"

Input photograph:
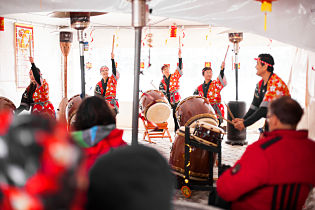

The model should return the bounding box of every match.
[78,30,86,98]
[130,0,148,145]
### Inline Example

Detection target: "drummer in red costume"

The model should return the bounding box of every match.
[15,56,55,119]
[233,54,290,132]
[94,52,119,114]
[216,96,315,210]
[193,61,226,125]
[159,48,183,132]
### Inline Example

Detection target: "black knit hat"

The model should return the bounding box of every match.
[87,145,175,210]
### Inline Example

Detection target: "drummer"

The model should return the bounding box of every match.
[193,61,226,126]
[15,56,56,120]
[159,48,183,133]
[233,54,290,132]
[94,52,119,115]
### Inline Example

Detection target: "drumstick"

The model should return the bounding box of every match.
[223,45,229,63]
[215,113,234,125]
[29,36,32,57]
[112,34,115,54]
[150,80,158,90]
[179,36,181,49]
[224,102,235,120]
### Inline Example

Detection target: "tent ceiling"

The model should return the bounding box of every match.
[0,0,315,51]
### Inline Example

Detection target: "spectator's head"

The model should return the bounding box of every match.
[86,145,175,210]
[267,96,303,131]
[74,96,115,131]
[255,54,274,76]
[202,67,213,81]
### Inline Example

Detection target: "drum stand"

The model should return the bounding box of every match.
[181,126,223,198]
[141,118,172,143]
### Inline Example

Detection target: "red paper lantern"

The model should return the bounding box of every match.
[140,62,144,69]
[0,17,4,31]
[170,25,177,38]
[205,62,211,67]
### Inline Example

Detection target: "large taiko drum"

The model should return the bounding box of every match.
[139,90,171,123]
[66,94,84,130]
[169,123,224,181]
[175,96,217,127]
[0,97,16,113]
[170,95,224,181]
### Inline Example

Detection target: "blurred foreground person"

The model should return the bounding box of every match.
[86,145,175,210]
[217,96,315,210]
[0,113,84,210]
[71,96,127,171]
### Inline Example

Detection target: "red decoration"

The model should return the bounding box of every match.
[255,0,277,31]
[170,24,177,38]
[140,62,144,69]
[164,64,170,68]
[0,17,4,31]
[205,62,211,67]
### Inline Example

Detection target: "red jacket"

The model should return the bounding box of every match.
[217,130,315,210]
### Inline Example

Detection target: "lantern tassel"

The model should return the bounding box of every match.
[264,12,267,31]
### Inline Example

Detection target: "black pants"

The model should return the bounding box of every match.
[171,103,179,133]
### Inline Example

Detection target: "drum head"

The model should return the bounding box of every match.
[146,102,171,123]
[197,122,225,134]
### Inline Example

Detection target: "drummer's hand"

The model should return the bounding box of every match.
[221,61,225,70]
[29,56,34,63]
[232,118,243,124]
[111,52,114,59]
[234,121,245,131]
[178,48,182,58]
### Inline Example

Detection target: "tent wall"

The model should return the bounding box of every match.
[0,20,314,139]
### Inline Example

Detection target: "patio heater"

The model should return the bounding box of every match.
[57,31,73,123]
[51,12,105,99]
[226,32,247,145]
[128,0,149,145]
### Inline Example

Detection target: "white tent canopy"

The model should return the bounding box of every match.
[0,0,314,52]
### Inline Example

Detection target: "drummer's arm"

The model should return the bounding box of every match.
[111,52,116,77]
[159,82,166,96]
[29,57,41,86]
[243,107,267,127]
[94,84,102,97]
[193,88,199,96]
[15,88,31,114]
[178,48,182,72]
[220,61,225,78]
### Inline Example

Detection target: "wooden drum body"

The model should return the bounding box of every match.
[66,94,84,130]
[139,90,171,123]
[175,96,217,127]
[0,97,16,113]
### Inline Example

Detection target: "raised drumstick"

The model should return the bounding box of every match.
[223,45,230,63]
[29,36,32,57]
[112,34,115,54]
